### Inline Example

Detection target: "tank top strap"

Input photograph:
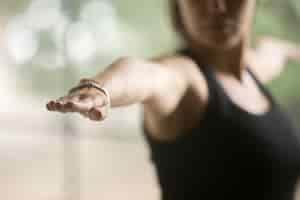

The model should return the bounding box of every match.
[245,67,276,106]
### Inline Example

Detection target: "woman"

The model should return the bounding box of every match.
[47,0,300,199]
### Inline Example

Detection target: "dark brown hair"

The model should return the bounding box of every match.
[168,0,191,46]
[168,0,184,35]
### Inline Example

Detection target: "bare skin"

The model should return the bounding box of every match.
[46,0,300,135]
[46,0,300,195]
[47,0,300,139]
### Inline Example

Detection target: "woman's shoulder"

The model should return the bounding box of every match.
[153,48,209,98]
[143,50,210,142]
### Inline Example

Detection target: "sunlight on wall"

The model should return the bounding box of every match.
[3,0,143,70]
[5,17,39,65]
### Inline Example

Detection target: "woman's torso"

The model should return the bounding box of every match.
[143,49,300,200]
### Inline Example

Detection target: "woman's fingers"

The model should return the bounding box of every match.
[88,107,103,121]
[63,95,80,112]
[88,105,108,121]
[85,93,109,121]
[289,47,300,61]
[46,99,65,111]
[47,94,90,113]
[47,96,73,113]
[46,88,110,122]
[57,96,71,113]
[46,100,56,111]
[63,102,75,113]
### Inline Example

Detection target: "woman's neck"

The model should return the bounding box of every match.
[187,40,247,81]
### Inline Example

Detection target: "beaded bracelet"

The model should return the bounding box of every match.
[68,79,111,108]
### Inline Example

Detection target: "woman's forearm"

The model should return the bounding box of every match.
[247,37,300,83]
[89,57,161,107]
[289,45,300,62]
[46,55,197,121]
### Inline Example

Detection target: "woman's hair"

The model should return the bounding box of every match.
[168,0,185,36]
[168,0,191,47]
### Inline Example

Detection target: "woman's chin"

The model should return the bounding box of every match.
[202,34,242,50]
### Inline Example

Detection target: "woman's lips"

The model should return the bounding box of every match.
[206,22,238,35]
[199,20,238,31]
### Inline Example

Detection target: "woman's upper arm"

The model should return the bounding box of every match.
[246,37,298,83]
[144,55,208,117]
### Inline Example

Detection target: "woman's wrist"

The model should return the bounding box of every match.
[70,78,111,108]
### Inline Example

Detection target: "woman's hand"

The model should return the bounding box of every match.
[247,37,300,83]
[46,80,110,121]
[45,56,197,123]
[289,45,300,62]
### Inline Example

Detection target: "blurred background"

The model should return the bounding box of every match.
[0,0,299,199]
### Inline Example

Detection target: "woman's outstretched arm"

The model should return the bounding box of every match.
[246,37,300,83]
[46,55,201,121]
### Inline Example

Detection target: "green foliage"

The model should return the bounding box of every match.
[254,0,300,42]
[269,62,300,102]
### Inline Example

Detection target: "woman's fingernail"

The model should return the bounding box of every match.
[46,102,52,111]
[49,101,57,110]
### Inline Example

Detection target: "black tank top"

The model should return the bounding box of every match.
[143,49,300,200]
